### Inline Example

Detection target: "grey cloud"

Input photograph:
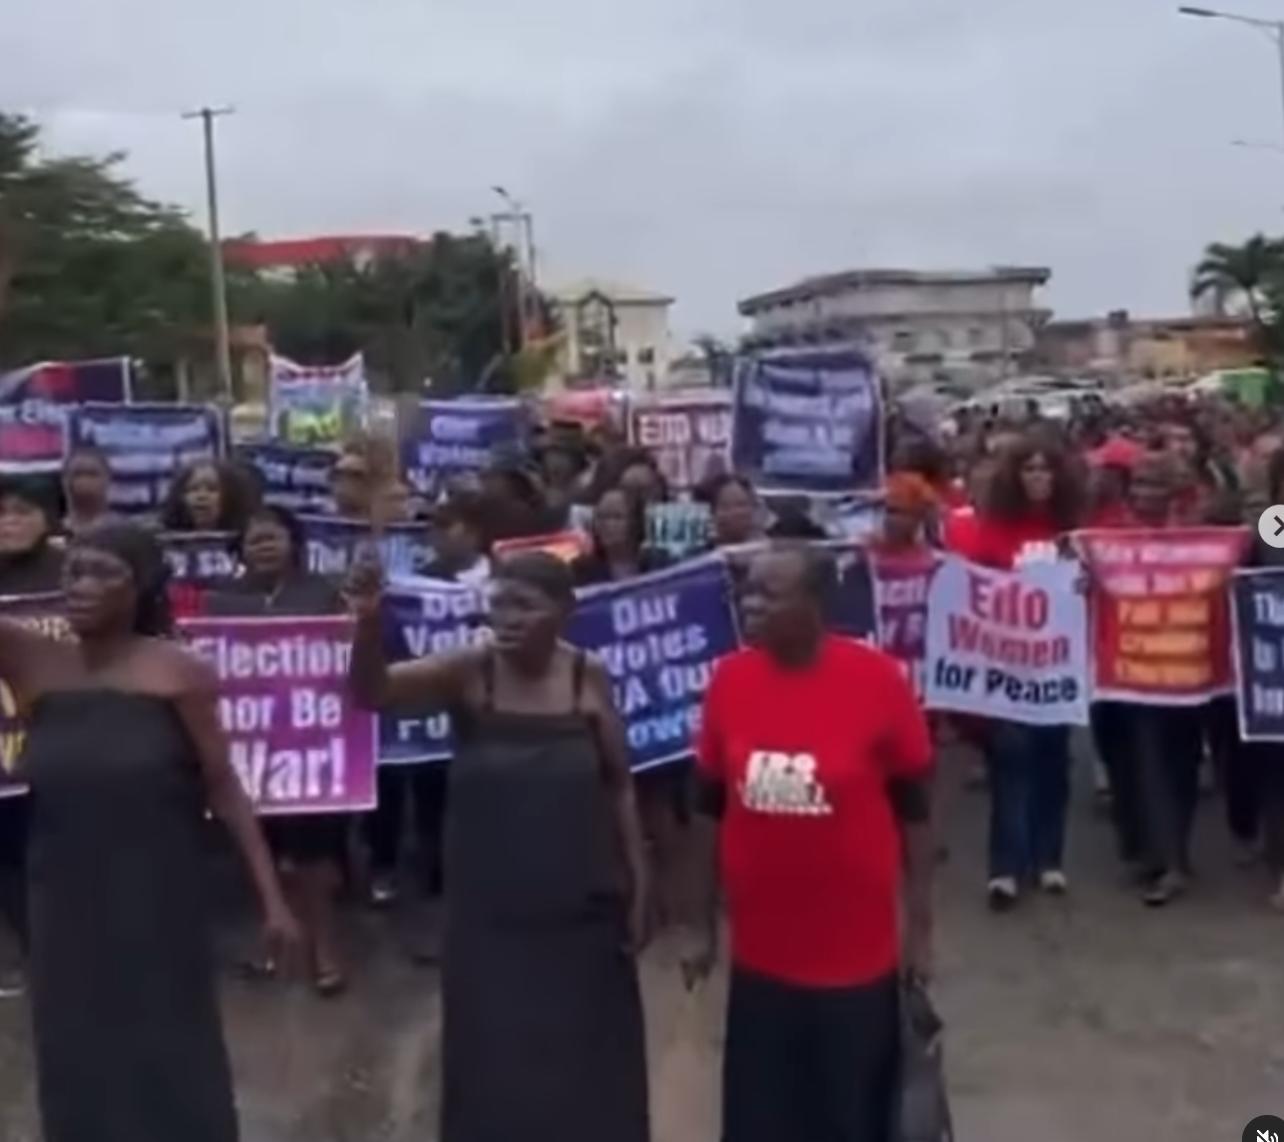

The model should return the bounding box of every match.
[5,0,1284,337]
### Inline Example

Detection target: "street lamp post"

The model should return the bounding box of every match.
[1179,6,1284,145]
[491,185,537,348]
[181,105,235,400]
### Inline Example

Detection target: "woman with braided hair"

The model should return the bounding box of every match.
[0,521,297,1142]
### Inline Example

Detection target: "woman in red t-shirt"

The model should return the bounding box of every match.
[964,435,1086,909]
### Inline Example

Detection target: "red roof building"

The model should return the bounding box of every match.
[223,234,424,271]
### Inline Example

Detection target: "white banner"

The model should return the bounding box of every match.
[922,555,1089,726]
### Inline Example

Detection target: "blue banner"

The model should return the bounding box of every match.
[570,557,738,770]
[379,557,740,771]
[0,357,133,474]
[380,576,492,764]
[66,403,225,514]
[160,530,238,587]
[236,442,335,514]
[403,398,529,493]
[1232,567,1284,740]
[298,514,430,578]
[729,344,882,496]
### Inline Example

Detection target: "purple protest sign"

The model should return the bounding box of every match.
[180,615,376,815]
[872,553,937,695]
[0,593,69,798]
[628,393,731,492]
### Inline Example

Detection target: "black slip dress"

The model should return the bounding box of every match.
[439,649,650,1142]
[20,690,238,1142]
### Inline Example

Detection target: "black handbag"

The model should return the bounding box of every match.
[892,976,955,1142]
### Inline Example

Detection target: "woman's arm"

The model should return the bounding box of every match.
[346,609,478,710]
[169,652,290,927]
[0,619,69,705]
[584,656,650,948]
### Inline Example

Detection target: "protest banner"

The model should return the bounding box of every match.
[181,614,377,813]
[922,555,1088,725]
[569,557,739,770]
[380,558,739,771]
[236,442,335,514]
[646,501,712,558]
[722,539,876,642]
[628,393,730,492]
[0,593,70,797]
[66,403,225,514]
[872,551,937,693]
[298,514,430,577]
[728,344,882,496]
[1076,526,1249,704]
[380,576,492,764]
[268,353,368,446]
[1230,568,1284,739]
[403,398,529,493]
[160,531,238,619]
[492,530,589,563]
[0,357,133,473]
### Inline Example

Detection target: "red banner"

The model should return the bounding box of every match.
[1075,526,1249,704]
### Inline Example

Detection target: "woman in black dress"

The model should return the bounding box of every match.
[0,476,65,972]
[207,505,351,994]
[347,551,651,1142]
[0,520,297,1142]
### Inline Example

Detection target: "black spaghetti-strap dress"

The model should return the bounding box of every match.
[440,651,650,1142]
[19,690,238,1142]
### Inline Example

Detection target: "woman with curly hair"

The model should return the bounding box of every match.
[159,460,256,534]
[953,434,1086,911]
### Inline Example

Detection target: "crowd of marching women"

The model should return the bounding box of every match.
[0,384,1280,1142]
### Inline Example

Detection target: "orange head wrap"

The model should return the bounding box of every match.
[884,472,937,515]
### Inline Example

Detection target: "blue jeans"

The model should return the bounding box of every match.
[986,722,1072,882]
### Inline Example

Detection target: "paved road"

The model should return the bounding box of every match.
[1,755,1282,1140]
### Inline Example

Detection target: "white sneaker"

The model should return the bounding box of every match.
[987,876,1018,910]
[1039,870,1068,895]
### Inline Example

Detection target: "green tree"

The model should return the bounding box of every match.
[244,231,560,395]
[1190,234,1284,330]
[0,112,217,370]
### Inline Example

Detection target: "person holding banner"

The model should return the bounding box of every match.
[955,437,1084,907]
[207,505,351,994]
[1,521,297,1142]
[346,550,650,1142]
[683,543,934,1142]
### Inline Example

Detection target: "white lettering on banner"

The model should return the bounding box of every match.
[403,621,491,656]
[230,738,346,803]
[739,750,832,816]
[923,555,1089,727]
[189,635,350,680]
[78,418,210,449]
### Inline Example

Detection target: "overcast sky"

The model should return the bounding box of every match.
[6,0,1284,339]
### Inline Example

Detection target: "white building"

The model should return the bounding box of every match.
[738,266,1051,391]
[549,279,675,393]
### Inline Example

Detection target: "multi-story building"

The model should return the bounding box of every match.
[549,279,675,393]
[1036,311,1258,380]
[738,266,1051,390]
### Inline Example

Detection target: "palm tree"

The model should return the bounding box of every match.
[1190,234,1284,326]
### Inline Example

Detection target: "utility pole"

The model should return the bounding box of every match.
[182,105,235,400]
[491,186,538,347]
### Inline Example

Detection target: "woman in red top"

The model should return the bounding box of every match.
[965,435,1086,909]
[682,543,934,1142]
